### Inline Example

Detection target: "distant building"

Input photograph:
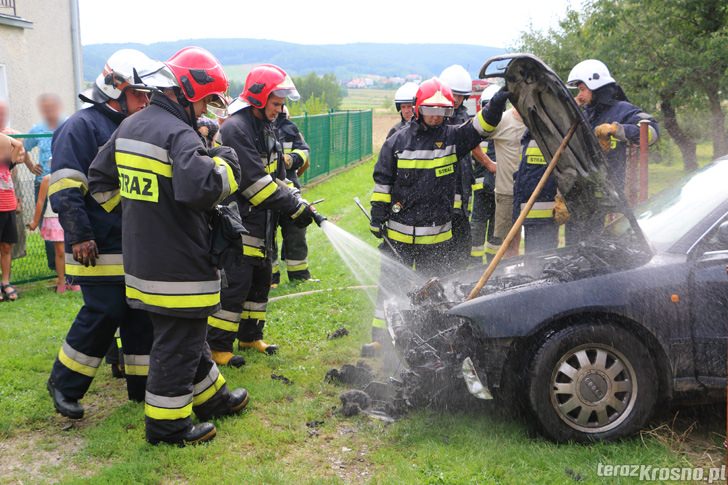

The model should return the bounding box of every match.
[0,0,82,131]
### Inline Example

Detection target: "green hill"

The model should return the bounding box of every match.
[83,38,505,82]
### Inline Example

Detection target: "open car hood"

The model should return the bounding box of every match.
[479,53,648,248]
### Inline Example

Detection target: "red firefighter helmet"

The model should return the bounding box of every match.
[414,77,455,118]
[241,64,300,109]
[165,47,229,107]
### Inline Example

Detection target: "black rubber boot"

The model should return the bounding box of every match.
[148,422,217,446]
[47,379,84,419]
[196,388,250,421]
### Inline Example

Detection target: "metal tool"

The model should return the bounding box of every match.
[353,197,402,260]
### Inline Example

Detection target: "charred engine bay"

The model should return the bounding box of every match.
[327,239,650,419]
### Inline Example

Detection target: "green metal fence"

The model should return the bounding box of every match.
[293,110,373,184]
[7,133,55,285]
[10,110,372,285]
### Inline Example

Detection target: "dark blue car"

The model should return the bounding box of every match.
[390,54,728,443]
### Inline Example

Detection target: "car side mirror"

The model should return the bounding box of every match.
[718,221,728,246]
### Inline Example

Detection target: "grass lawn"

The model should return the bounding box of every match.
[1,155,723,484]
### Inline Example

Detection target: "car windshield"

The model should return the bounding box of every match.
[608,158,728,252]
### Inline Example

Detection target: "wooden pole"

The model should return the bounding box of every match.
[466,121,579,301]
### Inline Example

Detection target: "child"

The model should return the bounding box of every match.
[27,174,79,293]
[0,132,24,301]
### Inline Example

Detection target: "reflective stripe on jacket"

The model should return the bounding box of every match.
[50,104,125,284]
[370,109,497,245]
[87,93,240,318]
[512,134,557,226]
[220,107,303,260]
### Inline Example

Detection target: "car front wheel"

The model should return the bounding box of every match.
[527,323,657,442]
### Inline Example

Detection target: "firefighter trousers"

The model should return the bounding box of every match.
[523,222,559,254]
[449,211,471,271]
[371,240,449,339]
[207,257,272,352]
[145,313,233,443]
[272,217,311,283]
[470,187,497,264]
[49,284,153,401]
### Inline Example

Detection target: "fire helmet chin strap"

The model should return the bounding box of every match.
[172,88,198,130]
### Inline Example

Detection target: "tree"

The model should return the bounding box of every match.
[293,72,344,111]
[518,0,728,170]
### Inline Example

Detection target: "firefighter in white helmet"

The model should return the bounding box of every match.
[566,59,659,191]
[47,49,162,420]
[439,64,493,269]
[387,82,419,139]
[566,59,659,243]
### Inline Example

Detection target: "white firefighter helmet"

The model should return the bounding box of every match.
[439,64,472,96]
[479,84,502,108]
[394,82,419,110]
[566,59,616,91]
[90,49,169,103]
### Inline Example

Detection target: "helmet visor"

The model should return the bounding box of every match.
[204,94,229,119]
[272,88,300,102]
[419,106,454,117]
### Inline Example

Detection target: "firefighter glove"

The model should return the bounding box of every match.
[481,86,511,127]
[291,201,319,228]
[594,122,620,152]
[553,193,570,225]
[283,153,294,169]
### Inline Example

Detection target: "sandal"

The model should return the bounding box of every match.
[2,284,18,301]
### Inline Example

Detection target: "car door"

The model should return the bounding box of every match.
[690,218,728,383]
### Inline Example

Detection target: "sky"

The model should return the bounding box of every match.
[78,0,580,47]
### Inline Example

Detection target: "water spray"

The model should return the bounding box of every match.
[353,197,402,261]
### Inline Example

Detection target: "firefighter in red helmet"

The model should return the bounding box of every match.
[364,77,510,355]
[89,46,249,446]
[205,64,323,366]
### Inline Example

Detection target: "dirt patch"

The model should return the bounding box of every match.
[0,377,124,483]
[0,431,89,484]
[644,403,726,469]
[372,113,400,150]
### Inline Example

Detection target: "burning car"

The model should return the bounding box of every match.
[386,54,728,443]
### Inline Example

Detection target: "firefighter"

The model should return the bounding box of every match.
[271,106,316,286]
[439,65,474,267]
[512,131,559,253]
[469,85,500,264]
[386,82,418,139]
[46,49,161,419]
[567,59,659,191]
[206,64,321,365]
[88,46,248,446]
[365,78,510,353]
[566,59,659,244]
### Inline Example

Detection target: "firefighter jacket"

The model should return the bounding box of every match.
[274,115,310,189]
[446,104,474,211]
[584,84,659,191]
[49,103,126,284]
[87,92,240,319]
[370,109,497,245]
[220,106,304,261]
[386,119,408,139]
[513,132,557,226]
[472,138,496,193]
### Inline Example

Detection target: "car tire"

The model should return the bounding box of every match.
[527,323,657,443]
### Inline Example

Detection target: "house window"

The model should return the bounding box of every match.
[0,1,33,29]
[0,0,16,17]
